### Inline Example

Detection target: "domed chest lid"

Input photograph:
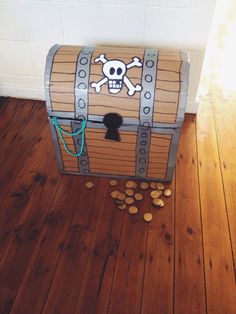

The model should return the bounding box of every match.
[45,45,189,129]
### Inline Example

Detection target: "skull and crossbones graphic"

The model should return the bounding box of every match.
[90,54,143,96]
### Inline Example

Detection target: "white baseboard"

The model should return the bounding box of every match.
[0,85,198,114]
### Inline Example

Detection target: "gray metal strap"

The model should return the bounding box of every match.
[176,51,190,125]
[75,47,94,120]
[49,117,64,172]
[140,49,158,127]
[71,121,90,174]
[44,44,60,114]
[135,126,151,178]
[165,128,180,181]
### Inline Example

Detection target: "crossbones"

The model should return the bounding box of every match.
[90,54,142,96]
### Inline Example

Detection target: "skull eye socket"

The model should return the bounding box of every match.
[110,67,115,75]
[117,67,122,75]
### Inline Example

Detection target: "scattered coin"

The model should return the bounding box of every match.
[134,193,143,201]
[125,188,134,196]
[153,198,164,207]
[126,181,136,189]
[85,181,94,189]
[109,179,118,187]
[163,189,172,197]
[118,203,126,210]
[143,213,153,222]
[150,182,157,189]
[156,182,165,190]
[140,182,149,190]
[133,182,137,189]
[117,193,126,201]
[111,190,119,199]
[125,197,134,205]
[128,205,138,214]
[150,190,162,199]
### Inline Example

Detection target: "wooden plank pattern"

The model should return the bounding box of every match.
[0,96,235,314]
[141,174,175,314]
[107,184,150,314]
[41,178,107,314]
[197,96,236,314]
[175,115,206,313]
[211,92,236,268]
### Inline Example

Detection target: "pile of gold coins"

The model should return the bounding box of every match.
[85,179,171,223]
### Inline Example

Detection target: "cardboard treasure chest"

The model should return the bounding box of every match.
[45,45,189,181]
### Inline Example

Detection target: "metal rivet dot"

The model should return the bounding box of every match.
[83,169,89,174]
[140,140,147,146]
[145,74,153,83]
[141,132,147,138]
[140,148,146,154]
[78,70,86,78]
[144,92,151,99]
[78,115,85,120]
[81,160,87,166]
[82,50,91,55]
[139,168,145,173]
[139,158,146,164]
[78,99,86,109]
[146,60,154,68]
[78,82,86,89]
[143,106,150,114]
[80,57,88,65]
[143,121,150,127]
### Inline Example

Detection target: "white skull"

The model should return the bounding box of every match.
[102,60,126,94]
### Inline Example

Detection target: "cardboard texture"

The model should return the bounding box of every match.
[45,45,190,181]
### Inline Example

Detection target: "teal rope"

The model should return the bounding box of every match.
[52,116,87,157]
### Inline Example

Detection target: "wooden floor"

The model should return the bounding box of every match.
[0,94,235,314]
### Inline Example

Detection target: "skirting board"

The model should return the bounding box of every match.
[0,84,199,114]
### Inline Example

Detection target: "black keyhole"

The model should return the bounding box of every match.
[103,113,123,141]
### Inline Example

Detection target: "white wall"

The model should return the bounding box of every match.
[0,0,216,113]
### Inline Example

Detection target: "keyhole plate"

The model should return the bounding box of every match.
[103,113,123,141]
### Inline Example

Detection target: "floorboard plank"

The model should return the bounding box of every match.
[0,126,51,258]
[197,96,236,314]
[175,115,206,314]
[75,180,125,314]
[0,100,47,201]
[9,175,86,314]
[107,183,150,314]
[40,177,108,314]
[0,136,60,314]
[212,91,236,272]
[141,175,175,314]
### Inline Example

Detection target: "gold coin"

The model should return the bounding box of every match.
[163,189,172,197]
[140,182,149,190]
[143,213,153,222]
[156,182,165,190]
[126,181,135,188]
[134,193,143,201]
[118,203,126,210]
[125,197,134,205]
[125,189,134,196]
[85,181,94,189]
[117,193,126,201]
[153,198,164,207]
[150,182,157,189]
[128,205,138,214]
[111,190,119,199]
[109,179,118,187]
[150,190,162,199]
